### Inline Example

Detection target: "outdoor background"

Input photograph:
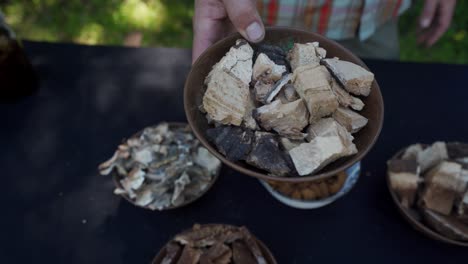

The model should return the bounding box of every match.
[1,0,467,64]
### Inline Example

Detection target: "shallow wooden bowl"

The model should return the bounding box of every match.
[112,122,220,211]
[185,27,384,183]
[386,144,468,247]
[151,224,277,264]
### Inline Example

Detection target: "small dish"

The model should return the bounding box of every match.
[387,144,468,247]
[103,122,221,211]
[152,224,278,264]
[260,162,360,209]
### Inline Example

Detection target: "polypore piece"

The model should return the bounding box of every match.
[206,126,254,161]
[292,65,339,122]
[387,159,420,208]
[177,246,203,264]
[253,53,286,82]
[333,107,368,133]
[306,118,357,156]
[254,81,274,104]
[242,91,259,130]
[279,137,304,151]
[208,39,253,85]
[289,135,350,176]
[265,73,292,104]
[288,42,326,70]
[203,69,250,126]
[280,84,299,102]
[417,141,448,173]
[255,43,288,66]
[421,161,462,215]
[330,78,365,111]
[202,40,254,126]
[401,144,424,161]
[254,99,309,139]
[161,242,182,264]
[232,242,257,264]
[193,147,221,173]
[199,242,232,264]
[322,57,374,96]
[246,132,292,176]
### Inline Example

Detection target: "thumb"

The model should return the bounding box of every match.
[222,0,265,43]
[419,0,438,28]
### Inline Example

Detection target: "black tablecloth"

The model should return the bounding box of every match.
[2,41,467,263]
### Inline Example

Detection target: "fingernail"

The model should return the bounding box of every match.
[420,18,430,28]
[246,22,264,42]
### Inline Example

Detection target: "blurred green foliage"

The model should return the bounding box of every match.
[399,1,468,64]
[1,0,467,63]
[1,0,194,47]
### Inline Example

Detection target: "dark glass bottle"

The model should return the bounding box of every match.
[0,14,38,103]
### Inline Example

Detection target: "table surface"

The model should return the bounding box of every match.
[2,41,467,263]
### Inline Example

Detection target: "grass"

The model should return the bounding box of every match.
[399,1,468,64]
[1,0,467,64]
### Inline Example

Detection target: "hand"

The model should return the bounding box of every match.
[192,0,265,64]
[417,0,456,47]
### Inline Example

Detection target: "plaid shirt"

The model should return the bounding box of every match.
[257,0,411,40]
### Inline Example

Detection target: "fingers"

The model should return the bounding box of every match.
[419,0,438,29]
[425,0,456,46]
[417,0,456,47]
[222,0,265,43]
[192,0,228,63]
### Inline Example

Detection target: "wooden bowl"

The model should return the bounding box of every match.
[112,122,220,211]
[386,145,468,247]
[151,224,277,264]
[184,27,384,183]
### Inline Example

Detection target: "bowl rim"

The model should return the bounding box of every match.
[185,26,384,183]
[151,224,278,264]
[386,144,468,247]
[112,122,220,211]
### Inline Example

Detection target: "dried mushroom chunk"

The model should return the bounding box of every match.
[330,78,364,111]
[243,92,259,130]
[401,144,424,161]
[233,241,257,264]
[246,132,292,176]
[277,84,299,103]
[254,81,275,104]
[322,57,374,96]
[98,123,221,211]
[203,70,250,126]
[264,73,292,104]
[209,39,253,85]
[254,99,308,139]
[254,43,288,66]
[417,141,448,173]
[333,107,368,133]
[253,53,286,83]
[422,161,462,215]
[387,159,420,208]
[288,42,324,70]
[289,135,350,176]
[292,65,339,122]
[167,225,269,264]
[206,126,254,161]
